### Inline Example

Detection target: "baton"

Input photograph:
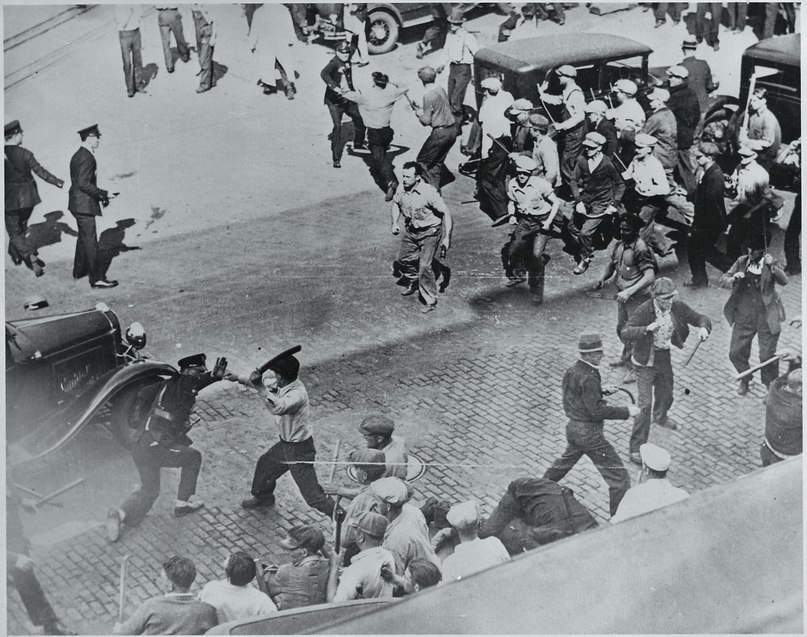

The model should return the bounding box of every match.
[328,439,342,484]
[683,337,703,367]
[735,356,782,381]
[118,555,130,624]
[485,132,510,154]
[35,478,84,509]
[333,495,344,553]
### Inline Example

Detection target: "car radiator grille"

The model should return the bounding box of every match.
[53,344,115,395]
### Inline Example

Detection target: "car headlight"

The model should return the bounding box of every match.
[125,322,147,350]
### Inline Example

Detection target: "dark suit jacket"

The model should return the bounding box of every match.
[693,162,726,230]
[667,84,701,148]
[68,146,108,216]
[320,55,355,105]
[595,117,618,158]
[4,145,62,211]
[680,56,715,112]
[570,155,625,215]
[721,256,787,334]
[621,299,712,366]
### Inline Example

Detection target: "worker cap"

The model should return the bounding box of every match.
[446,500,480,530]
[648,88,670,103]
[582,131,606,148]
[481,77,502,92]
[651,277,678,298]
[348,448,385,467]
[513,155,538,172]
[634,133,658,148]
[280,525,325,552]
[585,100,608,115]
[4,120,22,136]
[682,37,698,49]
[578,332,604,353]
[358,414,395,436]
[23,295,49,311]
[555,64,577,78]
[527,112,549,131]
[371,477,411,505]
[620,214,644,231]
[511,98,533,113]
[697,141,721,157]
[613,79,637,96]
[639,443,671,472]
[786,369,802,391]
[737,144,757,157]
[448,8,465,23]
[264,345,302,379]
[347,510,388,538]
[178,353,206,370]
[78,124,101,141]
[667,65,689,79]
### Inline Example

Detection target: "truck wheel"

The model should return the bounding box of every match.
[367,10,399,55]
[109,380,162,450]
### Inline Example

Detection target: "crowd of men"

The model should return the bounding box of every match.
[5,3,802,635]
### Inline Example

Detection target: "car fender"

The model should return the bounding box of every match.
[8,360,178,466]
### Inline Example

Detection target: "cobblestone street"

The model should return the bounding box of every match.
[4,3,802,634]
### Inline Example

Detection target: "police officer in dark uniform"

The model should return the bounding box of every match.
[320,41,366,168]
[4,120,64,276]
[106,354,226,542]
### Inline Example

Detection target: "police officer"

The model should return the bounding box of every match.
[4,120,64,276]
[321,41,366,168]
[106,354,225,542]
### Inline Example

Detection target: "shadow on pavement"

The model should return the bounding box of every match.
[28,210,78,252]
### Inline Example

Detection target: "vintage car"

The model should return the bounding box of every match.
[6,303,177,465]
[473,33,655,114]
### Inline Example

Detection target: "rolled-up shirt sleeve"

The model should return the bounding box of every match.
[267,386,306,416]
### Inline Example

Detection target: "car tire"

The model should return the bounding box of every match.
[109,379,163,450]
[367,10,399,55]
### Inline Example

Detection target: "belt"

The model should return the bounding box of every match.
[764,437,797,460]
[450,61,470,65]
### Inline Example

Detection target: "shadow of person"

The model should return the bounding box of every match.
[27,210,79,251]
[346,142,412,194]
[98,218,141,272]
[137,63,159,91]
[212,61,228,84]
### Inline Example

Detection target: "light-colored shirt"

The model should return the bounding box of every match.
[262,378,312,442]
[732,161,770,205]
[342,487,384,546]
[745,108,781,155]
[624,154,670,197]
[115,5,142,30]
[610,478,689,523]
[383,504,441,574]
[381,435,408,479]
[333,547,396,601]
[479,90,515,157]
[393,181,448,231]
[440,537,510,582]
[531,135,560,186]
[198,580,277,624]
[652,302,674,351]
[507,175,554,217]
[542,84,585,130]
[439,28,478,66]
[342,85,408,129]
[610,99,646,133]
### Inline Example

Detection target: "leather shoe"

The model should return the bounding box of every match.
[654,416,677,430]
[174,497,205,518]
[32,260,45,277]
[91,279,119,289]
[167,67,175,73]
[573,259,591,275]
[737,379,750,396]
[505,277,526,288]
[106,508,122,542]
[241,496,275,509]
[401,280,419,296]
[421,304,436,314]
[683,280,708,288]
[352,142,367,151]
[629,452,643,466]
[438,267,451,293]
[333,160,341,168]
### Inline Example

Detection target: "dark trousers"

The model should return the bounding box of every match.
[559,126,586,186]
[417,126,457,191]
[420,9,447,48]
[71,213,106,284]
[118,28,143,96]
[784,194,801,272]
[569,212,608,261]
[120,435,202,526]
[632,349,674,453]
[654,3,682,21]
[504,217,553,299]
[326,101,366,163]
[476,143,511,221]
[5,207,36,264]
[193,14,213,90]
[730,319,780,388]
[252,437,335,516]
[158,8,190,71]
[367,126,396,191]
[760,441,783,467]
[616,293,650,364]
[726,2,748,29]
[543,420,630,516]
[688,226,731,285]
[447,63,471,119]
[695,3,722,46]
[10,565,58,627]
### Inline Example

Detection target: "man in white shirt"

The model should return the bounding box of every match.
[441,501,509,582]
[611,443,689,523]
[198,552,277,623]
[538,65,587,184]
[436,9,478,122]
[357,415,409,479]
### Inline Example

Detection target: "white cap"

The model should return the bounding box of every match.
[446,500,480,529]
[370,477,411,505]
[640,443,671,471]
[513,155,538,172]
[481,77,502,92]
[613,79,638,96]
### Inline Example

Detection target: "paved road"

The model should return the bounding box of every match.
[5,3,802,634]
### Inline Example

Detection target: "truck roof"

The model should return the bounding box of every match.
[475,34,653,72]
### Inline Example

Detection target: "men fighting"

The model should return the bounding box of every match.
[413,66,457,191]
[537,64,586,184]
[321,41,366,168]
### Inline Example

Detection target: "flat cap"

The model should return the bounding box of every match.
[446,500,480,529]
[613,79,637,96]
[578,332,603,353]
[667,65,689,79]
[585,100,608,115]
[480,77,502,92]
[634,133,658,148]
[737,144,757,157]
[348,510,388,538]
[23,295,49,311]
[511,98,533,113]
[349,448,386,465]
[620,214,644,231]
[4,120,22,136]
[78,124,101,140]
[447,7,465,23]
[527,112,549,130]
[371,477,410,505]
[359,414,395,436]
[651,277,677,297]
[555,64,577,78]
[682,37,698,49]
[281,525,325,552]
[178,353,206,369]
[582,131,606,147]
[640,443,671,472]
[513,155,538,172]
[649,88,670,102]
[697,141,721,157]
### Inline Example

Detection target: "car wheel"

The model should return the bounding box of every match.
[109,379,163,450]
[367,10,399,55]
